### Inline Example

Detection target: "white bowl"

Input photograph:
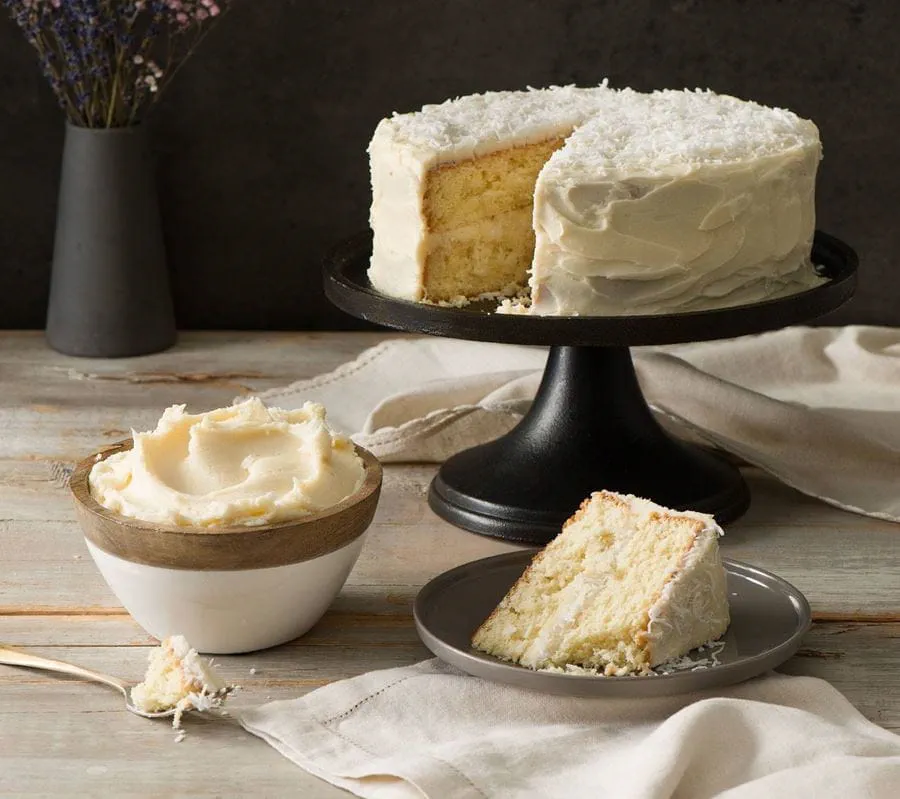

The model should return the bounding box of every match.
[71,440,382,654]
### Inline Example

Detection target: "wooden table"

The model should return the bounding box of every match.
[1,331,898,795]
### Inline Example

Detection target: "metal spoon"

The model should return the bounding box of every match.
[0,643,177,719]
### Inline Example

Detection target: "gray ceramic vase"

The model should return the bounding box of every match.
[46,123,176,357]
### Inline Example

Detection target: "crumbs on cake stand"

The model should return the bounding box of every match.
[422,283,525,309]
[495,295,532,314]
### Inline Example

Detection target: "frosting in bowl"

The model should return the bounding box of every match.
[89,398,365,528]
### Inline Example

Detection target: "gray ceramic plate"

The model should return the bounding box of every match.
[414,551,811,697]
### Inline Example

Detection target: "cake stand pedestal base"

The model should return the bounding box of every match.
[428,345,749,544]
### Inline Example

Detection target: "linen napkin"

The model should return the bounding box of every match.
[242,325,900,797]
[241,660,900,798]
[261,325,900,522]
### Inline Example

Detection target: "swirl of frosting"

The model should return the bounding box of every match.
[89,398,365,528]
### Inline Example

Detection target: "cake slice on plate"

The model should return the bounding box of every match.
[471,491,730,676]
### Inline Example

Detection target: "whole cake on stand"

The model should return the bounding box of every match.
[326,84,857,544]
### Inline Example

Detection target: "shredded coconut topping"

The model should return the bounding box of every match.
[372,82,614,154]
[545,89,819,175]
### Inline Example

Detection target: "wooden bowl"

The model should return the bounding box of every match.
[70,439,383,653]
[71,438,383,570]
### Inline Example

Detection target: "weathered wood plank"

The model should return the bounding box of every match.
[781,622,900,730]
[2,616,898,738]
[0,712,347,797]
[1,623,897,722]
[1,465,896,616]
[0,331,394,461]
[0,330,390,369]
[719,474,900,618]
[0,686,347,797]
[0,603,423,649]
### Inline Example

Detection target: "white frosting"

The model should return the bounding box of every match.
[645,518,730,666]
[367,84,617,300]
[528,90,824,315]
[520,573,604,670]
[89,398,365,528]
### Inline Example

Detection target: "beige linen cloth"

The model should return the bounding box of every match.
[240,325,900,798]
[241,662,900,798]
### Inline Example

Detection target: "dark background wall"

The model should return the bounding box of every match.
[0,0,896,330]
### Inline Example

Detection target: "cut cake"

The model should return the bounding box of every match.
[471,491,730,676]
[368,85,824,315]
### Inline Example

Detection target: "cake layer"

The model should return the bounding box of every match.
[471,491,729,676]
[527,90,824,315]
[423,209,535,302]
[424,136,568,232]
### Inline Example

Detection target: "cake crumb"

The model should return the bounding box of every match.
[249,667,257,675]
[430,295,471,308]
[495,297,532,315]
[131,635,233,729]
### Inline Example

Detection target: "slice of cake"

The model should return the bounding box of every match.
[526,89,823,315]
[131,635,231,727]
[367,84,617,304]
[471,491,729,676]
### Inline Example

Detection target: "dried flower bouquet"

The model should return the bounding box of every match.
[3,0,231,128]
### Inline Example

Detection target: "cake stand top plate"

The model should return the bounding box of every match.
[324,231,857,347]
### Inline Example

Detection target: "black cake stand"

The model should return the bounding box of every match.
[324,231,857,544]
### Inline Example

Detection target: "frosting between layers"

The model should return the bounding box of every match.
[519,574,617,672]
[89,398,365,528]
